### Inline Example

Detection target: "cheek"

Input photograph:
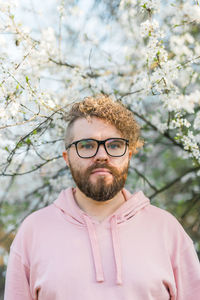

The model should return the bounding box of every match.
[69,154,91,171]
[110,155,130,168]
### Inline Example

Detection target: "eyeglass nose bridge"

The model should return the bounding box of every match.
[94,140,109,156]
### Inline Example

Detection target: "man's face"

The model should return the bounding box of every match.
[63,117,132,202]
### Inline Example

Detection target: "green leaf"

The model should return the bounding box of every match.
[25,138,31,145]
[17,141,23,148]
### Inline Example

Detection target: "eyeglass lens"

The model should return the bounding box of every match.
[76,139,127,158]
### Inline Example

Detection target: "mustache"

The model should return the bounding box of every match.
[87,163,117,175]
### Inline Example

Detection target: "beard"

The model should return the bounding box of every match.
[68,160,129,202]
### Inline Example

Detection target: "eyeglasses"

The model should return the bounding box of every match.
[66,138,129,158]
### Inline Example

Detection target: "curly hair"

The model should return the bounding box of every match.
[64,95,143,154]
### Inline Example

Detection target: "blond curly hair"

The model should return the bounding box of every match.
[64,95,143,154]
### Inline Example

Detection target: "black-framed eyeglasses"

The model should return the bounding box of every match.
[66,138,129,158]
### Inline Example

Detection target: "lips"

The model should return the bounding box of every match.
[91,168,111,174]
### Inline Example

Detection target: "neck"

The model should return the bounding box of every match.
[73,187,125,222]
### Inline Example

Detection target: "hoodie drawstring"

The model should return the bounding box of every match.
[110,215,122,285]
[83,215,104,283]
[83,214,122,285]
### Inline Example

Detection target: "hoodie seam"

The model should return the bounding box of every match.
[10,247,30,270]
[53,203,86,227]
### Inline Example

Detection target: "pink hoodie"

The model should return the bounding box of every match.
[4,188,200,299]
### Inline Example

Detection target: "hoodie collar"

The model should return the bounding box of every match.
[53,187,150,226]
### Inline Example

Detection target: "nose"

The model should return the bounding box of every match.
[94,144,109,161]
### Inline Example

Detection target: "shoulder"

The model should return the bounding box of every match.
[146,203,186,231]
[144,203,194,250]
[144,202,182,224]
[10,204,55,251]
[146,203,178,221]
[21,204,55,229]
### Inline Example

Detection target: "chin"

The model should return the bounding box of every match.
[90,175,113,185]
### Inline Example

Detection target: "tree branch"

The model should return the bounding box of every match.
[1,155,62,176]
[131,167,158,191]
[149,166,200,199]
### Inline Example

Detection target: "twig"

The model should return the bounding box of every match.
[131,167,158,191]
[1,155,62,176]
[149,166,200,199]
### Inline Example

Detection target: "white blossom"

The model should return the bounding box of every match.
[179,131,200,162]
[164,91,200,113]
[119,0,137,10]
[170,117,191,129]
[170,34,195,58]
[0,0,18,12]
[182,3,200,23]
[140,0,160,12]
[140,20,159,37]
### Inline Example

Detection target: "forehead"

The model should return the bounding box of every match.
[71,117,122,140]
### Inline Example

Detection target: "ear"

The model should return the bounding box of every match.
[63,150,70,167]
[128,149,133,160]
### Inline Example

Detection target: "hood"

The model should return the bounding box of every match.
[53,187,150,285]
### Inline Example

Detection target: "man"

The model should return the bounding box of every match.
[4,95,200,299]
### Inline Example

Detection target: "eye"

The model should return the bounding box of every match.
[107,141,123,149]
[78,141,95,149]
[109,143,119,149]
